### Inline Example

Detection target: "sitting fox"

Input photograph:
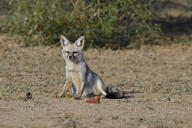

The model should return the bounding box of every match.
[58,35,107,99]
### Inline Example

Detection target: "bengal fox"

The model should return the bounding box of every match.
[58,35,107,99]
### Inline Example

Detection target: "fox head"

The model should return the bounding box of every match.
[60,35,85,63]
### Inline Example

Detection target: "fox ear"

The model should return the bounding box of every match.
[60,35,70,48]
[75,36,85,48]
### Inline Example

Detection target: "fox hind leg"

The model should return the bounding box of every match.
[96,79,107,97]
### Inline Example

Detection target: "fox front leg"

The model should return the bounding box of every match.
[58,80,72,97]
[74,82,85,100]
[73,70,86,100]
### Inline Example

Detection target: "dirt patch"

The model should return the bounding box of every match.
[0,34,192,128]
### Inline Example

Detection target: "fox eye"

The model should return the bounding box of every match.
[65,51,69,54]
[73,51,78,56]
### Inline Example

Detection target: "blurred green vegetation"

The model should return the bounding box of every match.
[0,0,161,48]
[151,0,192,45]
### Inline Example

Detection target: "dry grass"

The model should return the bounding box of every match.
[0,34,192,128]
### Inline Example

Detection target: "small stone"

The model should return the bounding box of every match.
[95,117,103,123]
[112,116,119,120]
[57,118,76,128]
[60,113,73,119]
[139,124,148,128]
[48,120,58,127]
[170,98,177,103]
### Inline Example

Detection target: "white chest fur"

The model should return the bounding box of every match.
[65,61,86,87]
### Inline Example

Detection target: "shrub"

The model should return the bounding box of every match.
[0,0,160,48]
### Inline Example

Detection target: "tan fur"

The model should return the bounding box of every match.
[58,35,107,99]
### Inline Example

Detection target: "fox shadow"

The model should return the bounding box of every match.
[122,90,143,99]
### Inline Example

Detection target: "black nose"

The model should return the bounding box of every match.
[69,56,73,59]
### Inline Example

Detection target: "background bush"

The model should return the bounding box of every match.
[0,0,160,48]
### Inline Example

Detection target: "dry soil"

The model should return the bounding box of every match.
[0,35,192,128]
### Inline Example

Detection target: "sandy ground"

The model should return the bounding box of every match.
[0,34,192,128]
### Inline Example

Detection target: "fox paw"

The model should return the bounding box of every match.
[56,91,65,98]
[74,95,81,100]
